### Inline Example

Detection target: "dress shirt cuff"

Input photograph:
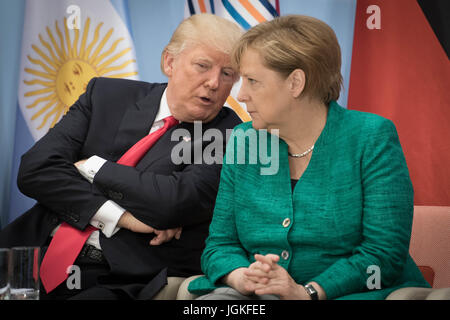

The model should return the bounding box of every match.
[78,155,107,183]
[90,200,125,237]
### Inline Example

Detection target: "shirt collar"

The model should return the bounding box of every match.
[155,88,172,122]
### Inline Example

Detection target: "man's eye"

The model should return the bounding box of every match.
[223,70,234,78]
[248,78,256,84]
[196,63,207,69]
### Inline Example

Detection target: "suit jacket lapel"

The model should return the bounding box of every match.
[112,84,167,158]
[135,122,190,169]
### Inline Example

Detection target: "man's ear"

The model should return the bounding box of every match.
[288,69,305,98]
[163,51,175,77]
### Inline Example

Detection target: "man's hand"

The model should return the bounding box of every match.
[117,211,182,245]
[117,211,155,233]
[150,227,182,245]
[74,159,87,170]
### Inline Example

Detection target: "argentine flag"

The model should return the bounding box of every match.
[9,0,138,223]
[19,0,139,141]
[184,0,279,122]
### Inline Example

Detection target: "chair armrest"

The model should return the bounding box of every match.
[176,275,203,300]
[153,277,187,300]
[425,287,450,300]
[386,287,450,300]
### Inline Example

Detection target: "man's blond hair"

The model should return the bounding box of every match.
[161,13,243,76]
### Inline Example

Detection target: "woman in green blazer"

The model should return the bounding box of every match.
[188,15,429,300]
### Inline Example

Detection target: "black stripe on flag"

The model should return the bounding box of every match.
[417,0,450,58]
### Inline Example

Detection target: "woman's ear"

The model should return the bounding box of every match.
[288,69,305,98]
[163,51,175,77]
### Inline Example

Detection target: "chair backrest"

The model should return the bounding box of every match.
[409,206,450,288]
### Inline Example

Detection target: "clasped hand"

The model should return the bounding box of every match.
[227,254,309,300]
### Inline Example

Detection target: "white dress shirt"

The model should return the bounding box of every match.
[67,88,172,249]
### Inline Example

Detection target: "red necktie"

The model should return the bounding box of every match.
[40,116,178,293]
[117,116,178,166]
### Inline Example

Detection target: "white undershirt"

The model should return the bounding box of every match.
[55,89,172,249]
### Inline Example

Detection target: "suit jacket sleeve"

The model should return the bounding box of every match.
[92,146,224,230]
[17,78,108,229]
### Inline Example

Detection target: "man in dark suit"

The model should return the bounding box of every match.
[0,14,243,299]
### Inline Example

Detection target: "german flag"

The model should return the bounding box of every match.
[348,0,450,206]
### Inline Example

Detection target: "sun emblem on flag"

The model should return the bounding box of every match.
[23,17,138,130]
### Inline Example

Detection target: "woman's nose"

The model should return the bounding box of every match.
[237,85,248,102]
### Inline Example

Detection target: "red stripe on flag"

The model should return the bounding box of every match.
[198,0,207,13]
[348,0,450,205]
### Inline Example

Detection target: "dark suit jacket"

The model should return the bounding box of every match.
[0,77,241,298]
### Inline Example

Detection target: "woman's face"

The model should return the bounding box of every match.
[237,48,292,131]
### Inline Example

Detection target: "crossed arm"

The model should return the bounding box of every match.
[73,159,182,246]
[17,79,199,246]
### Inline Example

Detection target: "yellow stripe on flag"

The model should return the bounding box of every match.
[227,96,251,122]
[238,0,267,23]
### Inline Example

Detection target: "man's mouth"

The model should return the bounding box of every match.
[198,96,213,104]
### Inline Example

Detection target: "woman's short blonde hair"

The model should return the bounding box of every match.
[161,13,243,75]
[232,15,343,104]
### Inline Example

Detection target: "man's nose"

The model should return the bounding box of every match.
[204,69,220,90]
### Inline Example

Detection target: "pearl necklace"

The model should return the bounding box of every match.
[288,145,314,158]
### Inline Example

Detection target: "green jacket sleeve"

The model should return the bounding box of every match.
[199,129,251,286]
[311,118,414,299]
